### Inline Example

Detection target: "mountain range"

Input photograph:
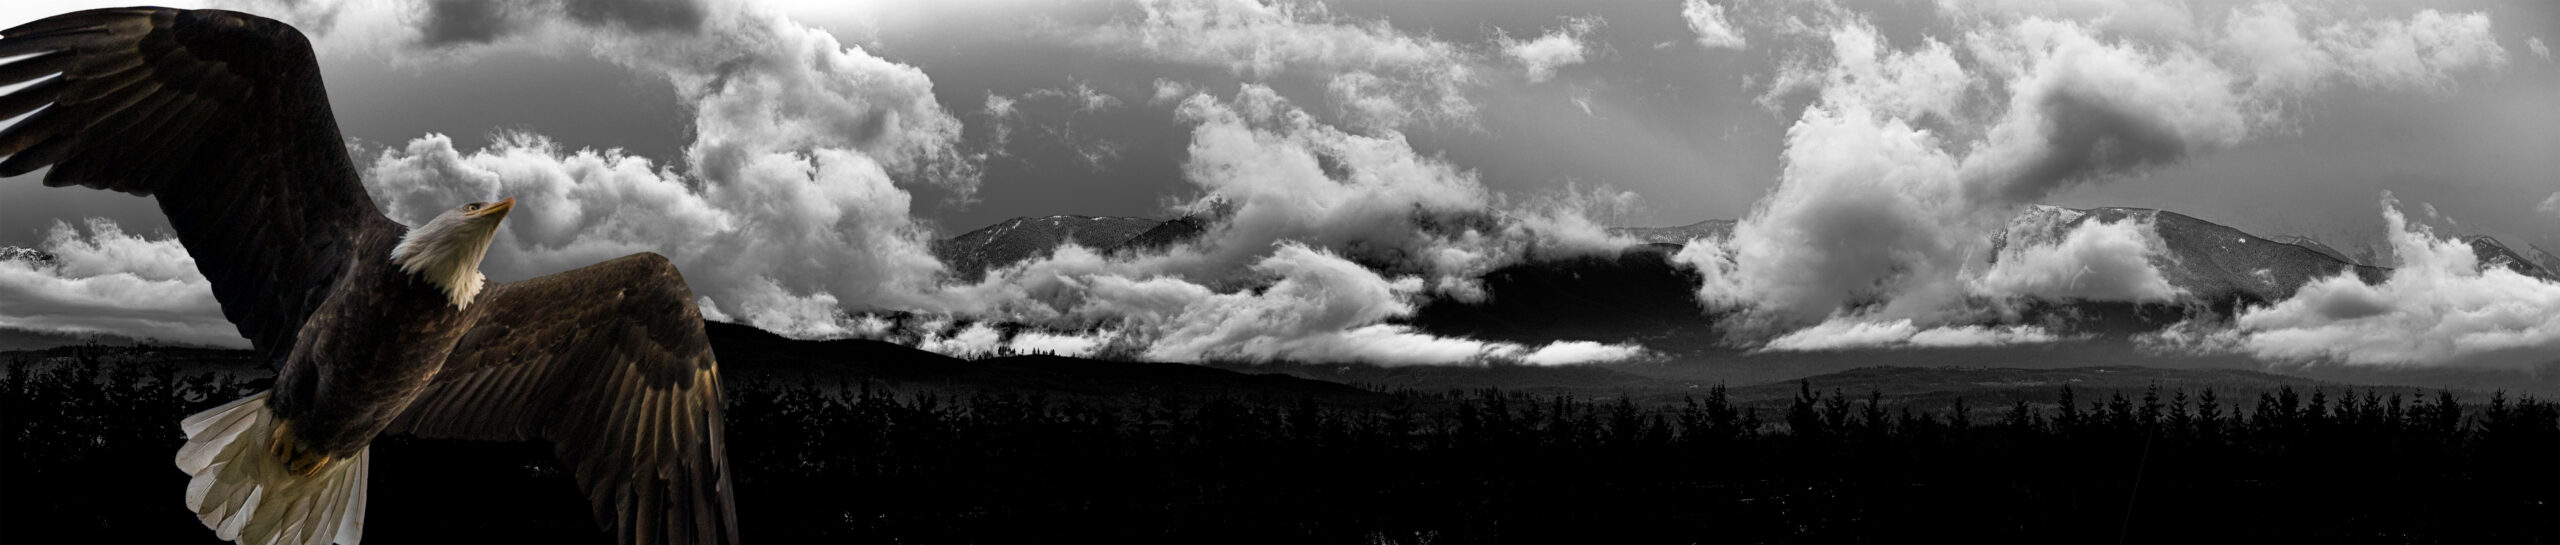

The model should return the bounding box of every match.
[931,215,1158,282]
[6,204,2556,395]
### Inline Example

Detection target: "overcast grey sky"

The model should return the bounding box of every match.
[2,0,2555,367]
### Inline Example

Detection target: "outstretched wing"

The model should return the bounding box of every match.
[0,8,394,358]
[387,253,739,545]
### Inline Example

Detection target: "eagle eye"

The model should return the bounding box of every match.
[465,203,481,212]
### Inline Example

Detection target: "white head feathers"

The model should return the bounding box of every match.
[390,198,514,309]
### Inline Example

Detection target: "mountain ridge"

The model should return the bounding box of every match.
[931,214,1159,282]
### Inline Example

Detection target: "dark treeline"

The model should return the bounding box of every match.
[4,349,2556,543]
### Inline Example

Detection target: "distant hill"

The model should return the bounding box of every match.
[0,327,158,352]
[2464,235,2559,281]
[2004,207,2392,306]
[1688,364,2468,417]
[699,321,1386,405]
[1107,213,1207,254]
[1416,205,2560,347]
[932,215,1159,282]
[1106,201,1236,255]
[2269,234,2355,264]
[1210,358,1692,395]
[2531,244,2560,278]
[1404,243,1718,349]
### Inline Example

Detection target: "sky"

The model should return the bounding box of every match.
[1,0,2555,368]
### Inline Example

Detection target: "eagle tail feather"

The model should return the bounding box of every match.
[176,391,372,545]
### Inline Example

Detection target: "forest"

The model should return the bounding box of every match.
[3,346,2554,543]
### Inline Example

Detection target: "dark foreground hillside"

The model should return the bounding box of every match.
[4,346,2554,543]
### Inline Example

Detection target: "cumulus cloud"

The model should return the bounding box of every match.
[918,322,1006,358]
[364,131,944,339]
[1078,0,1478,130]
[0,220,244,348]
[2199,195,2560,367]
[2532,37,2553,64]
[1676,4,2511,346]
[1500,17,1600,83]
[1972,206,2182,302]
[349,5,1642,367]
[2538,192,2560,218]
[344,0,990,339]
[386,0,980,199]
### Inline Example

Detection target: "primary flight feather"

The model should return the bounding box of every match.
[0,7,739,545]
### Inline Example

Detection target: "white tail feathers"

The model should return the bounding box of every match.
[176,391,372,545]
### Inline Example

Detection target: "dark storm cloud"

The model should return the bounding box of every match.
[561,0,706,34]
[417,0,707,49]
[416,0,520,47]
[1965,84,2212,207]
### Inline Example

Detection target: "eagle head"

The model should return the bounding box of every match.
[390,198,514,309]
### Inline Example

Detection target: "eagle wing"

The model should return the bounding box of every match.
[386,253,739,545]
[0,8,394,359]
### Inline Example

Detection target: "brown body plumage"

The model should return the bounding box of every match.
[0,7,737,545]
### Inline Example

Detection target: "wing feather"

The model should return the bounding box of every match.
[0,75,64,120]
[0,8,394,360]
[387,253,738,545]
[0,51,71,87]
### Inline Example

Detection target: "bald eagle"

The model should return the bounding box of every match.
[0,8,737,545]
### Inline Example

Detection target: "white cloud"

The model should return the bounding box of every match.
[1501,17,1599,83]
[363,132,944,339]
[2215,195,2560,367]
[1760,318,2062,352]
[1935,0,2199,39]
[2537,192,2560,218]
[1511,341,1651,366]
[1103,85,1631,298]
[1971,207,2182,302]
[342,0,984,339]
[1006,330,1108,358]
[1079,0,1478,130]
[1678,5,2512,348]
[2313,9,2507,94]
[2222,4,2509,98]
[0,220,245,348]
[918,322,1006,358]
[2532,37,2553,64]
[1681,0,1747,50]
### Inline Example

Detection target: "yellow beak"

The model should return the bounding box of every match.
[469,198,515,219]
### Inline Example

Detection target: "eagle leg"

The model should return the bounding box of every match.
[266,420,334,476]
